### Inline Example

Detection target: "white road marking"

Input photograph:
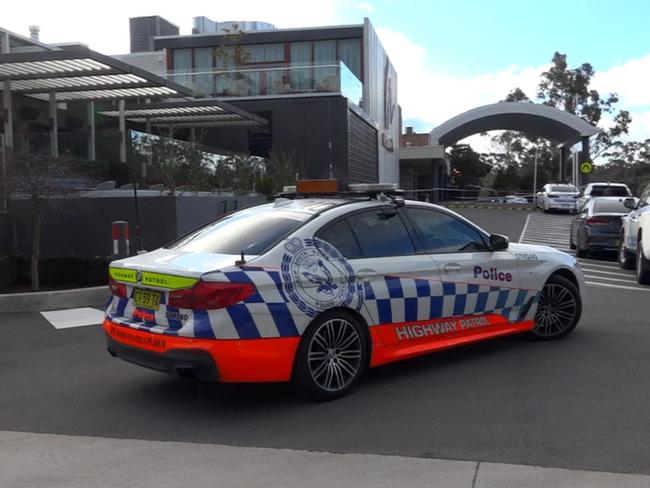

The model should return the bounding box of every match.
[519,212,650,290]
[586,281,650,292]
[40,307,104,329]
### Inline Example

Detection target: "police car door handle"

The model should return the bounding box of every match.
[444,263,462,273]
[357,269,379,280]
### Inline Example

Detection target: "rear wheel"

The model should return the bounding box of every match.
[618,237,635,270]
[293,311,368,400]
[529,274,581,340]
[636,236,650,284]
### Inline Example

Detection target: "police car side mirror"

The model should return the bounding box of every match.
[489,233,509,251]
[624,197,637,210]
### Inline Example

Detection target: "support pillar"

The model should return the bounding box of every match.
[559,146,568,182]
[144,117,151,179]
[581,136,591,186]
[87,101,96,160]
[3,80,13,152]
[49,92,58,157]
[119,99,126,163]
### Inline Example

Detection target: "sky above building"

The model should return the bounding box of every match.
[4,0,650,150]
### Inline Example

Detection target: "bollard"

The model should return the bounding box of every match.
[111,220,131,258]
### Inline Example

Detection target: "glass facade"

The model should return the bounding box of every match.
[168,37,362,100]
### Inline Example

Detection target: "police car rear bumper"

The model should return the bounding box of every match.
[103,319,300,382]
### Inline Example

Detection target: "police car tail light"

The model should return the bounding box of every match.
[168,281,256,309]
[108,276,127,298]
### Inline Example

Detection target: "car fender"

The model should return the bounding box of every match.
[639,212,650,257]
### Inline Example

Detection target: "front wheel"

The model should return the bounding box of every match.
[636,237,650,284]
[293,311,368,400]
[529,274,581,340]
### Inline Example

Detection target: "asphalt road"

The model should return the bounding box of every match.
[1,208,649,480]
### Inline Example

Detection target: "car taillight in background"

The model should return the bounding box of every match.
[108,276,127,298]
[168,281,256,310]
[586,218,610,225]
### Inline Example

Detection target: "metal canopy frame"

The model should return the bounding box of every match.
[99,98,268,128]
[0,46,195,162]
[0,47,193,101]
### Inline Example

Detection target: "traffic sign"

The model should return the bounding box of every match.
[580,161,593,174]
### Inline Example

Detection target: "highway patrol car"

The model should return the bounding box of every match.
[104,182,585,399]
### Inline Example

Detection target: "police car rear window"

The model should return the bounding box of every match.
[165,209,308,255]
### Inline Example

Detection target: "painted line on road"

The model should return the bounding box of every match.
[586,281,650,292]
[581,268,635,277]
[518,213,532,243]
[40,307,105,329]
[584,274,640,284]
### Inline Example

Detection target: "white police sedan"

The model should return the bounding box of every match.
[104,183,585,400]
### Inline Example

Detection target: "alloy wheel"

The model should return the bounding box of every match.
[307,318,363,392]
[534,283,578,337]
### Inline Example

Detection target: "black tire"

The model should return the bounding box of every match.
[569,237,576,250]
[575,246,587,258]
[636,236,650,285]
[618,237,635,270]
[293,310,369,400]
[529,274,581,341]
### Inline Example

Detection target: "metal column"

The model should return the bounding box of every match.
[119,99,126,163]
[87,101,96,160]
[49,92,58,157]
[581,136,591,186]
[559,146,568,182]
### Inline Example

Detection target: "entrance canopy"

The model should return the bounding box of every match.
[0,46,192,101]
[100,98,268,128]
[430,102,598,147]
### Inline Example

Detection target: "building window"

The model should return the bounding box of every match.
[338,38,361,80]
[246,43,285,63]
[194,48,214,95]
[290,41,312,90]
[172,49,192,85]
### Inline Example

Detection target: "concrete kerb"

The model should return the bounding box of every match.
[0,286,109,314]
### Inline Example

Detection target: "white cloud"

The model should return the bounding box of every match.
[1,0,344,54]
[378,27,650,148]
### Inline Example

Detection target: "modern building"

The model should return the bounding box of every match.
[152,18,400,184]
[129,16,179,53]
[192,17,276,34]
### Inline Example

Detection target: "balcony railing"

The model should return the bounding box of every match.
[166,61,363,107]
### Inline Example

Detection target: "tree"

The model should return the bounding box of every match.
[9,152,69,291]
[486,51,632,189]
[448,144,491,187]
[255,149,301,198]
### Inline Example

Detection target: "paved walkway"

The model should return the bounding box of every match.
[2,430,649,488]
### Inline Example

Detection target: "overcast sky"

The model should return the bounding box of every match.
[4,0,650,150]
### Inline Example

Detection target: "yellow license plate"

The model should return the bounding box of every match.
[133,289,162,311]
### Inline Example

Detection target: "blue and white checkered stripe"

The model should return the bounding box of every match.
[361,276,539,325]
[106,269,312,340]
[105,270,540,340]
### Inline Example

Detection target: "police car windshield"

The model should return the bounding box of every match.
[165,208,309,255]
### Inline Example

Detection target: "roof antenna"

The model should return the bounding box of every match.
[235,251,246,266]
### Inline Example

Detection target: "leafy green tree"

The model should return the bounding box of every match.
[448,144,491,187]
[486,51,632,189]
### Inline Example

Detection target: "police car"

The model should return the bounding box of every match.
[104,181,585,400]
[536,184,579,213]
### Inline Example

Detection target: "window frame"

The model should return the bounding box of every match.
[400,205,491,255]
[315,206,419,259]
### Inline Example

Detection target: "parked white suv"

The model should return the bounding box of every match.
[619,182,650,284]
[577,182,632,210]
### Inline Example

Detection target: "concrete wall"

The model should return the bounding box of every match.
[362,18,400,185]
[2,193,266,258]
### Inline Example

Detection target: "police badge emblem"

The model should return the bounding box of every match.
[281,237,364,317]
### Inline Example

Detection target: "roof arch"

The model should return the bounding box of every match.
[429,102,598,147]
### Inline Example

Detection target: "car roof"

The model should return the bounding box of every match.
[588,182,629,187]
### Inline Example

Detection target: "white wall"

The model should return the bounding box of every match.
[362,18,400,184]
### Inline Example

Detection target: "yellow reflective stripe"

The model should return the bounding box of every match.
[109,268,198,290]
[109,267,137,283]
[140,272,198,289]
